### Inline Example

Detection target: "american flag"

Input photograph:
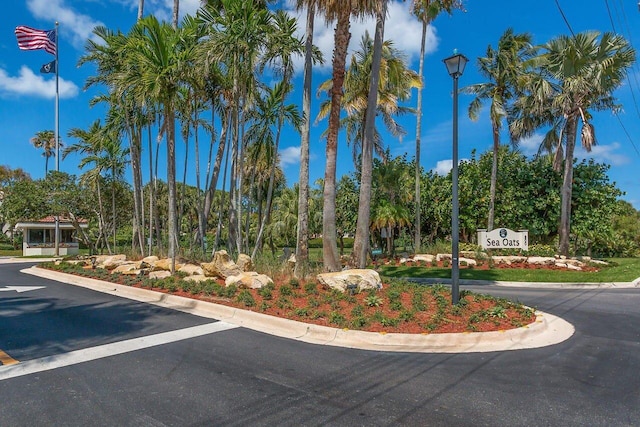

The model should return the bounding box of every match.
[15,25,56,55]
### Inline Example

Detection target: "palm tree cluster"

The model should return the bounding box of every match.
[56,0,635,274]
[464,29,635,256]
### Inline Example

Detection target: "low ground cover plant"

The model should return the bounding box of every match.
[40,261,536,334]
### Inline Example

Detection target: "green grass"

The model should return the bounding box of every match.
[378,258,640,283]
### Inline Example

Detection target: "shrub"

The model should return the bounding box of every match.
[237,290,256,307]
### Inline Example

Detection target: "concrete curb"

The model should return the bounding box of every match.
[408,277,640,289]
[22,266,575,353]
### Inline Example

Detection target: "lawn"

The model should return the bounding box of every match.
[377,258,640,283]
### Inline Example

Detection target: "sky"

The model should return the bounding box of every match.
[1,0,639,210]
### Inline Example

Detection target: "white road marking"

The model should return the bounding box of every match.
[0,322,238,381]
[0,286,46,293]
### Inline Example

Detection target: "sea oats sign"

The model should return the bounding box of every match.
[478,228,528,251]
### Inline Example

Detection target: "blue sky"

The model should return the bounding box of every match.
[2,0,640,209]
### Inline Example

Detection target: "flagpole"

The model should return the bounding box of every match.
[54,21,60,257]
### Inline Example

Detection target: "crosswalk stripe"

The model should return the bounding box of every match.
[0,321,237,381]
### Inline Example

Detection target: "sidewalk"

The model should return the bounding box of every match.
[408,277,640,289]
[21,265,576,354]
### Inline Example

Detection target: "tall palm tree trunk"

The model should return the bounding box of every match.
[353,0,387,269]
[137,0,144,20]
[166,105,178,272]
[487,122,499,231]
[295,3,314,278]
[559,115,577,256]
[414,18,427,253]
[323,8,351,272]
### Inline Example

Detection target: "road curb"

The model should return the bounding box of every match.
[408,277,640,289]
[22,266,575,353]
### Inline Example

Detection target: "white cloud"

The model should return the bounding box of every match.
[576,142,630,166]
[27,0,104,48]
[432,158,469,176]
[516,133,543,156]
[432,159,453,175]
[279,145,301,167]
[285,0,437,74]
[0,66,79,99]
[112,0,201,23]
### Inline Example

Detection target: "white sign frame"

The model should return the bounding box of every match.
[478,228,528,251]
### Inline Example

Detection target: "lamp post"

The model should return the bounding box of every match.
[443,51,468,305]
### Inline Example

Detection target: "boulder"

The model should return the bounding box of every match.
[96,254,128,270]
[491,256,527,265]
[154,258,182,271]
[111,263,140,275]
[201,250,243,279]
[316,269,382,293]
[149,270,171,280]
[436,253,452,262]
[236,254,253,272]
[527,256,557,266]
[225,272,274,289]
[141,255,159,265]
[413,254,435,264]
[459,257,477,267]
[179,264,204,276]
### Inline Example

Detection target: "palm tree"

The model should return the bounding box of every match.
[122,16,196,271]
[312,0,377,271]
[30,130,58,175]
[461,28,533,232]
[410,0,463,253]
[317,31,421,267]
[294,0,317,278]
[137,0,144,20]
[172,0,179,28]
[511,31,635,256]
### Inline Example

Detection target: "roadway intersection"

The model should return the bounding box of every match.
[1,261,639,426]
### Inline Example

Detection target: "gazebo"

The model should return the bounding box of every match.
[14,216,88,256]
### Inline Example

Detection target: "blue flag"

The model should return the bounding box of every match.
[40,60,56,74]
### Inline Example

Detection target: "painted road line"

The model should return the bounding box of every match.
[0,350,19,366]
[0,321,238,381]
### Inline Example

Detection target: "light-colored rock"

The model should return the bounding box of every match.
[183,274,211,283]
[149,270,171,280]
[399,257,409,264]
[491,256,528,265]
[179,264,204,276]
[436,253,452,262]
[589,259,609,265]
[111,262,140,276]
[316,269,382,293]
[459,257,477,266]
[225,272,274,289]
[142,255,159,265]
[564,259,586,268]
[236,254,253,272]
[413,254,435,263]
[154,258,182,271]
[527,256,557,266]
[96,254,128,270]
[201,250,243,279]
[566,263,582,271]
[287,254,296,269]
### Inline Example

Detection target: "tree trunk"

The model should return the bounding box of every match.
[295,3,314,279]
[166,105,178,273]
[322,8,351,272]
[353,1,387,269]
[172,0,179,29]
[487,121,500,231]
[414,19,427,254]
[558,115,577,257]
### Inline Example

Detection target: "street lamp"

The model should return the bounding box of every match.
[443,51,468,305]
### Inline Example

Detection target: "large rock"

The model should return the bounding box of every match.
[111,263,141,275]
[154,258,182,271]
[201,250,243,279]
[413,254,435,264]
[527,256,557,266]
[225,272,273,289]
[149,270,171,280]
[316,269,382,293]
[236,254,253,272]
[491,256,527,265]
[95,254,128,270]
[179,264,204,276]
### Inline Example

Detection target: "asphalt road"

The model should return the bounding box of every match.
[1,262,639,426]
